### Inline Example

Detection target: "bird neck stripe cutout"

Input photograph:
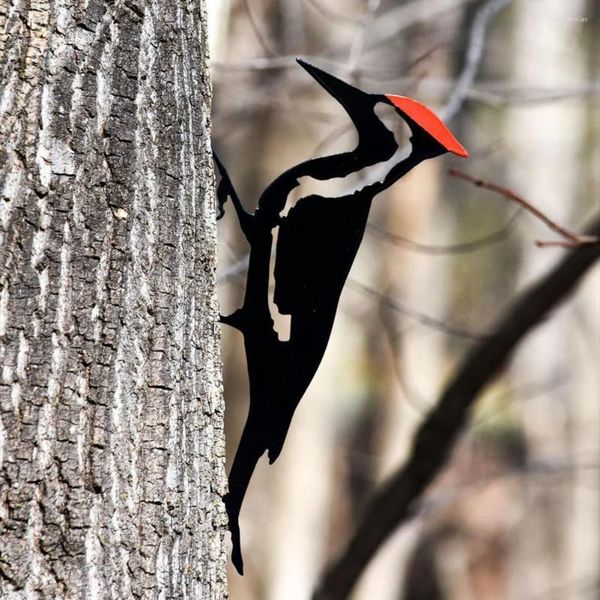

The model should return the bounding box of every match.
[385,95,469,158]
[281,145,412,213]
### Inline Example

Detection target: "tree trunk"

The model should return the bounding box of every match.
[0,1,227,598]
[506,2,589,597]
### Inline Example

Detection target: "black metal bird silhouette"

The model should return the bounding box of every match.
[215,59,468,574]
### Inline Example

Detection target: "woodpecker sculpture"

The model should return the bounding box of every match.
[215,59,468,574]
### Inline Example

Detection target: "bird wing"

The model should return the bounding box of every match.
[273,192,370,325]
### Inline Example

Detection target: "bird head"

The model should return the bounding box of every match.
[296,58,468,162]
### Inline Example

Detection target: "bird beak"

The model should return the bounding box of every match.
[385,95,469,158]
[296,58,374,114]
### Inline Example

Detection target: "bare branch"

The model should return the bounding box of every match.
[368,0,479,50]
[302,0,362,25]
[449,168,600,247]
[213,58,598,106]
[367,210,520,254]
[348,280,486,340]
[466,84,600,106]
[440,0,512,121]
[218,261,486,339]
[347,0,382,75]
[214,0,509,97]
[313,213,600,600]
[243,0,278,56]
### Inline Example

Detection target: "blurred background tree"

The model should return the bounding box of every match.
[208,1,599,598]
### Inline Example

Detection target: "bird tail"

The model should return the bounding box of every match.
[224,418,267,575]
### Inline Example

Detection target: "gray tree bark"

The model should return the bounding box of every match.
[0,1,227,598]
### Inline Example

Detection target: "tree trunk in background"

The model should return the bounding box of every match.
[353,13,460,595]
[507,2,593,597]
[0,1,227,598]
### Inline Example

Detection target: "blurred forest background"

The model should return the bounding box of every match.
[207,0,599,598]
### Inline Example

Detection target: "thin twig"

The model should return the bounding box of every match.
[368,0,479,50]
[302,0,362,25]
[218,260,486,340]
[367,210,520,255]
[348,280,486,340]
[440,0,512,121]
[448,168,600,248]
[313,212,600,600]
[347,0,382,75]
[244,0,278,56]
[214,58,599,104]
